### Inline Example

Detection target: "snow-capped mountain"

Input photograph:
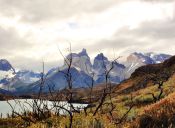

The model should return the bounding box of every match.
[53,50,125,85]
[0,59,15,87]
[0,50,172,94]
[144,52,171,64]
[124,52,171,78]
[21,50,126,93]
[0,59,41,91]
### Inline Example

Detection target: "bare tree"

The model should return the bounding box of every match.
[93,55,120,116]
[108,94,134,126]
[5,61,53,127]
[57,44,82,128]
[147,70,171,102]
[83,63,95,115]
[91,55,134,127]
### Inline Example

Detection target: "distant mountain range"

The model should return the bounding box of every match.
[0,59,41,93]
[123,52,171,78]
[0,49,172,94]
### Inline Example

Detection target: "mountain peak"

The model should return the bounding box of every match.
[66,49,88,59]
[0,59,15,72]
[93,53,109,71]
[132,52,148,58]
[78,48,87,56]
[95,53,108,61]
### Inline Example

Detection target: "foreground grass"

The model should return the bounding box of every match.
[0,75,175,128]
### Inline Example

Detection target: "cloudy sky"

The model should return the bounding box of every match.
[0,0,175,71]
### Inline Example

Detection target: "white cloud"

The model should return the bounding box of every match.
[0,0,174,71]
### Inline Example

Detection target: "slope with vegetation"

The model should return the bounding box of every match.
[0,54,175,128]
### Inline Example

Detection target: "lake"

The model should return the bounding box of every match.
[0,99,89,118]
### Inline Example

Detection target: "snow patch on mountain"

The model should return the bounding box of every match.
[16,70,41,84]
[0,70,15,80]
